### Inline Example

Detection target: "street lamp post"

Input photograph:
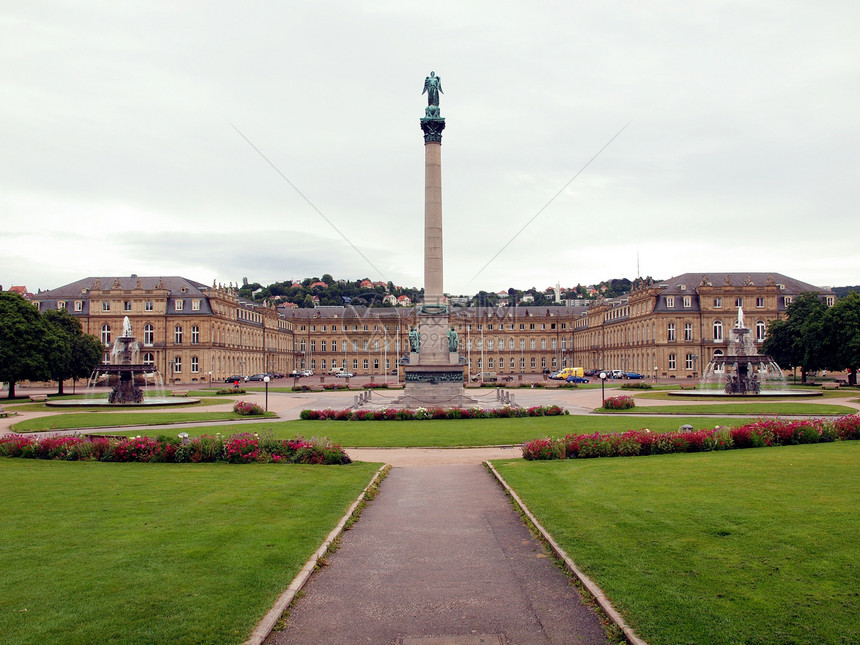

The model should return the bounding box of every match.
[599,371,607,406]
[263,375,270,412]
[208,371,212,390]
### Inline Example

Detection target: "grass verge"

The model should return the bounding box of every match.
[494,442,860,645]
[0,459,380,645]
[107,415,755,447]
[10,410,277,432]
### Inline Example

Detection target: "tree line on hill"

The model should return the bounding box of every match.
[0,292,103,398]
[237,275,636,308]
[762,292,860,385]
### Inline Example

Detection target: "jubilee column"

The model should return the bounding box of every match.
[420,70,446,307]
[394,71,476,408]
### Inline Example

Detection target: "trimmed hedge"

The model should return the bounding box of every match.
[521,416,859,460]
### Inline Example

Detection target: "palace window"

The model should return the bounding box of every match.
[144,324,154,345]
[683,296,691,308]
[685,353,694,370]
[191,356,199,373]
[713,349,724,372]
[123,301,132,312]
[684,322,693,342]
[102,301,110,311]
[174,326,183,344]
[144,300,153,311]
[175,300,183,311]
[520,357,526,369]
[735,297,743,308]
[666,296,675,308]
[667,323,676,341]
[714,297,722,308]
[101,324,111,345]
[192,300,200,311]
[713,321,723,341]
[74,300,83,311]
[191,326,199,344]
[321,340,327,352]
[58,301,66,310]
[756,320,766,341]
[173,356,182,373]
[668,353,676,370]
[756,297,765,308]
[540,339,546,350]
[142,352,154,366]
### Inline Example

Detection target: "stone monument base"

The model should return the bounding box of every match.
[392,364,480,408]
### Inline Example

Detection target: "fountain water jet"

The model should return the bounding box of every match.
[669,307,820,397]
[47,316,198,407]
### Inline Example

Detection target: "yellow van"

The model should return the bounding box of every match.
[553,367,584,380]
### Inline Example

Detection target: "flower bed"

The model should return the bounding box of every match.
[603,395,635,410]
[299,404,565,421]
[521,416,856,460]
[233,401,264,416]
[0,432,350,465]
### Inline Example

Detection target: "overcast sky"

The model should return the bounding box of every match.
[3,1,859,296]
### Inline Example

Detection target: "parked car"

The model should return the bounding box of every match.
[609,370,624,379]
[335,371,355,378]
[290,370,303,377]
[566,375,590,383]
[301,369,314,377]
[584,368,601,377]
[224,375,248,383]
[248,373,268,381]
[271,372,285,379]
[624,372,645,379]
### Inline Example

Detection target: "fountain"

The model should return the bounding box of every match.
[47,317,199,407]
[669,307,820,397]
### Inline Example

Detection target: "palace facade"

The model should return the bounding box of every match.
[30,272,834,384]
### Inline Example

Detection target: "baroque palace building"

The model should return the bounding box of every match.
[30,272,834,383]
[32,276,295,384]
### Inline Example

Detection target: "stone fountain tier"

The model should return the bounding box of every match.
[710,354,775,365]
[96,363,154,373]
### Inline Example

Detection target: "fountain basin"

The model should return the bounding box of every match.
[46,397,200,407]
[668,389,821,398]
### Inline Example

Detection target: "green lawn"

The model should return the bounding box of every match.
[108,415,756,447]
[596,402,856,416]
[10,410,276,432]
[0,459,380,645]
[495,442,860,645]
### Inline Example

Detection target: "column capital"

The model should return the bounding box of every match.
[420,117,446,143]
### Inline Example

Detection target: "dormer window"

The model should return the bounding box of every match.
[666,296,675,308]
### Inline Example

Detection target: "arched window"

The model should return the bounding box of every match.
[142,352,155,366]
[756,320,766,341]
[101,324,111,345]
[144,324,154,345]
[713,320,723,341]
[713,349,724,372]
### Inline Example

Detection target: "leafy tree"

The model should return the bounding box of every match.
[762,293,827,383]
[0,292,49,398]
[821,291,860,385]
[42,309,102,394]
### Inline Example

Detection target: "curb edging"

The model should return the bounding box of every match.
[243,463,388,645]
[485,461,648,645]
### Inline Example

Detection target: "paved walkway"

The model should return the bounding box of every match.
[266,461,609,645]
